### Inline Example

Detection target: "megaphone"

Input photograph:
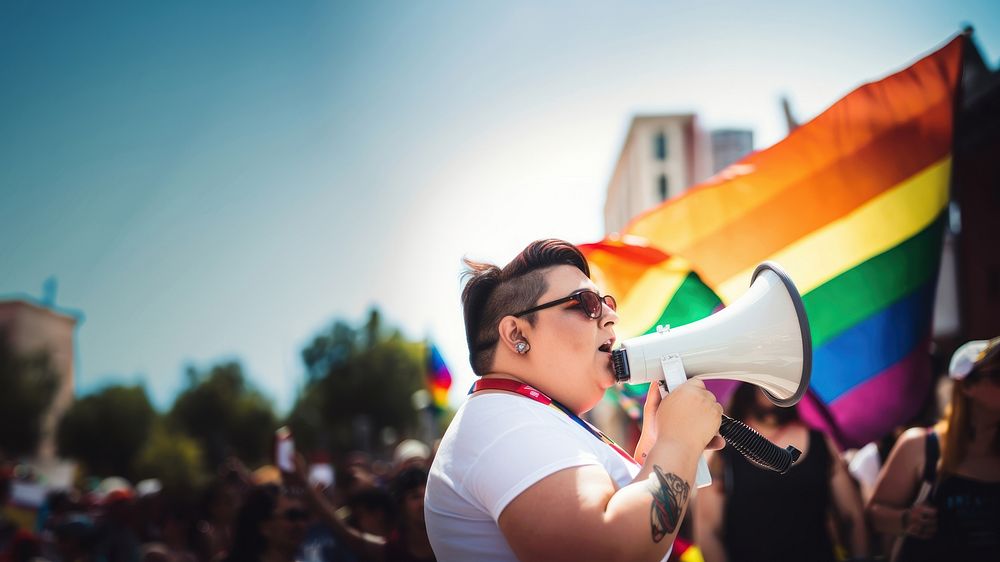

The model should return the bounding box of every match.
[611,262,812,475]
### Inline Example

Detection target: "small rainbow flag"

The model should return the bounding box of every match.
[592,35,965,447]
[426,343,453,412]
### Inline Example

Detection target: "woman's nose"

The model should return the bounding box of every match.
[601,304,619,326]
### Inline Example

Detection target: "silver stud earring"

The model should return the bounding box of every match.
[515,341,529,354]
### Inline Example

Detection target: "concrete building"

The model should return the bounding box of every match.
[604,114,712,235]
[603,115,755,235]
[0,298,81,460]
[710,129,754,174]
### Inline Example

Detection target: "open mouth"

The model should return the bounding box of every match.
[598,338,615,353]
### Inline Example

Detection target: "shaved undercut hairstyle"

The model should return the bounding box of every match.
[461,239,590,376]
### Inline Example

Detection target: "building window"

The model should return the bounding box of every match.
[655,132,667,160]
[658,174,669,201]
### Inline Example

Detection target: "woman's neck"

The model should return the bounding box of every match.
[747,415,787,432]
[482,372,527,382]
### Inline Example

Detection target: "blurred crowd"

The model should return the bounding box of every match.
[1,339,995,562]
[0,439,437,562]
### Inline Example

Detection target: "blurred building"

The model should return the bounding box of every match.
[604,115,755,235]
[0,297,81,460]
[604,114,713,235]
[710,129,754,174]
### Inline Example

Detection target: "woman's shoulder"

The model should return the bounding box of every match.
[462,391,549,418]
[447,393,570,438]
[883,426,932,472]
[895,426,932,449]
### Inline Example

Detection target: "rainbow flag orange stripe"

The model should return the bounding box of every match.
[596,36,964,447]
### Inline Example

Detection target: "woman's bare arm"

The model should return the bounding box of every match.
[865,428,936,538]
[825,435,869,557]
[499,380,721,562]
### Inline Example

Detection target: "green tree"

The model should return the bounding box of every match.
[168,362,277,468]
[56,385,155,477]
[0,332,59,457]
[133,422,207,497]
[290,308,426,454]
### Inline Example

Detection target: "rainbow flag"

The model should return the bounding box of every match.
[580,238,721,339]
[603,36,965,447]
[580,238,722,415]
[426,343,453,412]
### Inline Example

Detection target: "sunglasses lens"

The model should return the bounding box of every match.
[577,292,602,318]
[603,295,617,312]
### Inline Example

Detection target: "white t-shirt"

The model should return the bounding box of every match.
[425,392,658,561]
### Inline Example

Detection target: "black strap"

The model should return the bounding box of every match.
[922,429,939,485]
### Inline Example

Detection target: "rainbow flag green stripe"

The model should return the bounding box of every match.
[803,212,946,348]
[639,272,721,335]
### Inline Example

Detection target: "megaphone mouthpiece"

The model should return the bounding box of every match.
[611,349,630,383]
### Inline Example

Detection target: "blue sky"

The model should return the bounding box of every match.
[2,0,998,413]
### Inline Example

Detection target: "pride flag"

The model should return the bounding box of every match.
[580,238,721,418]
[426,343,453,412]
[580,238,721,339]
[598,36,965,447]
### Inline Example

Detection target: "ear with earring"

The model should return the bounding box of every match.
[515,341,530,354]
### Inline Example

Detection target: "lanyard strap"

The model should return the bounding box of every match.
[470,378,639,466]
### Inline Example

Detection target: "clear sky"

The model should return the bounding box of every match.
[2,0,998,413]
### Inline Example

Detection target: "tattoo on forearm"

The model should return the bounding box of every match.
[647,465,689,543]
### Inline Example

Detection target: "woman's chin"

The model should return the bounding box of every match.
[600,357,617,387]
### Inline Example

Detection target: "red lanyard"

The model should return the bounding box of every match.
[470,378,640,466]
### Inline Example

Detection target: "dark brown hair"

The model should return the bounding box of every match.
[461,239,590,375]
[726,382,801,425]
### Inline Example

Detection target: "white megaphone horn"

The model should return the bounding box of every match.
[610,262,812,482]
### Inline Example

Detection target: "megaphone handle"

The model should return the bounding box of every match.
[719,415,802,474]
[660,356,713,489]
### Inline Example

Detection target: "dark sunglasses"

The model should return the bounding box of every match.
[276,508,309,522]
[513,290,617,320]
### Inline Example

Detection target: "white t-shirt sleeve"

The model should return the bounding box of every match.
[462,397,605,521]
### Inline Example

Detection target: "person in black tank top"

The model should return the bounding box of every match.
[695,384,870,562]
[720,428,837,561]
[867,337,1000,561]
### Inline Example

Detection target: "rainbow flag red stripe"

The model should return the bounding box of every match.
[592,36,964,447]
